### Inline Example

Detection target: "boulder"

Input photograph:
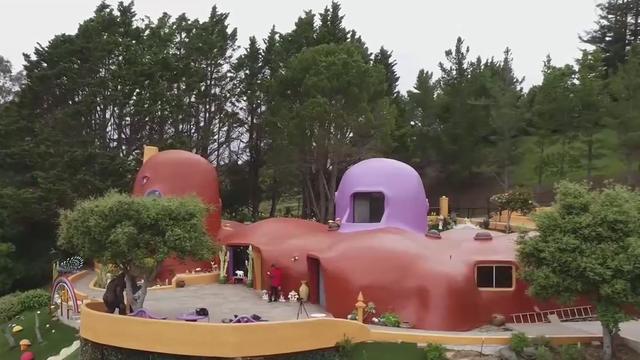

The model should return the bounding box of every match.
[497,347,518,360]
[521,347,537,360]
[491,313,506,327]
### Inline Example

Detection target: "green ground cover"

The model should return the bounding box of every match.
[0,307,78,359]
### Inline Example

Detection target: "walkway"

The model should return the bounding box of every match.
[73,271,330,322]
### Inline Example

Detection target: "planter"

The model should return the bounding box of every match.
[175,279,186,288]
[399,321,413,329]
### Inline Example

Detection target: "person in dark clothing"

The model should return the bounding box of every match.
[103,273,126,314]
[267,264,283,302]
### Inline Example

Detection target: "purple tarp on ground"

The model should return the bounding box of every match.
[128,308,167,320]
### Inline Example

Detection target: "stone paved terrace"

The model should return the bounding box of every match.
[73,271,331,322]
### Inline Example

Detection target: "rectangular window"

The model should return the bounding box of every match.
[476,265,514,289]
[352,192,385,223]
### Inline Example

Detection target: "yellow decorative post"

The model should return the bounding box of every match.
[143,145,159,163]
[355,292,366,323]
[439,196,449,217]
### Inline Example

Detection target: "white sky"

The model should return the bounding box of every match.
[0,0,600,91]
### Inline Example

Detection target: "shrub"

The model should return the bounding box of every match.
[559,345,584,360]
[0,292,22,323]
[509,332,530,355]
[19,289,50,310]
[335,336,354,359]
[535,346,553,360]
[379,312,401,327]
[424,343,447,360]
[0,289,50,323]
[531,335,552,348]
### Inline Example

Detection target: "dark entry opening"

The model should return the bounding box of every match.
[352,192,385,223]
[230,246,249,281]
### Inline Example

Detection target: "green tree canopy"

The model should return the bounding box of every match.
[57,192,216,310]
[518,181,640,360]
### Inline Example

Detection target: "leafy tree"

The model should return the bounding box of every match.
[475,48,525,190]
[490,188,536,232]
[530,56,577,184]
[0,242,15,294]
[607,45,640,185]
[581,0,640,74]
[575,50,607,180]
[0,55,23,104]
[273,43,393,222]
[235,36,266,220]
[58,192,215,310]
[518,181,640,360]
[403,69,438,168]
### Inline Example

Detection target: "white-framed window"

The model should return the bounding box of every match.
[476,264,514,290]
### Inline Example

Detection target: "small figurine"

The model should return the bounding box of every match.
[261,290,269,300]
[328,217,341,231]
[288,290,299,302]
[278,293,286,302]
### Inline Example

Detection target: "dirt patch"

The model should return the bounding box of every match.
[582,338,638,360]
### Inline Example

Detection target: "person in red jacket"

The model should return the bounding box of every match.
[267,264,283,302]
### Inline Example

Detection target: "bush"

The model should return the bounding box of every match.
[559,345,584,360]
[20,289,51,309]
[509,332,530,355]
[424,343,447,360]
[535,346,553,360]
[0,292,22,323]
[531,335,551,348]
[0,289,51,323]
[379,312,401,327]
[335,336,354,360]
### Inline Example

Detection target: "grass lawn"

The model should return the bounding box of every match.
[348,342,424,360]
[65,347,80,359]
[0,307,78,359]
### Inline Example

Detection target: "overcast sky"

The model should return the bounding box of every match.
[1,0,600,91]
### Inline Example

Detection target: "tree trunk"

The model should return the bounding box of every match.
[506,210,512,234]
[317,168,327,223]
[602,323,613,360]
[537,140,545,188]
[327,163,338,221]
[587,135,594,181]
[269,178,279,218]
[123,273,145,312]
[626,151,634,186]
[559,137,567,178]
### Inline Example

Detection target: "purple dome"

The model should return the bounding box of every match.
[335,158,428,234]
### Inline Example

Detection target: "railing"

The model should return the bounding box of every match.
[510,306,596,324]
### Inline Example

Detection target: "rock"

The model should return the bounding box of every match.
[491,314,507,327]
[497,347,518,360]
[521,347,537,360]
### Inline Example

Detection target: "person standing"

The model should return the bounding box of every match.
[267,264,282,302]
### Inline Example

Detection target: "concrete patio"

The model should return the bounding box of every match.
[73,271,331,322]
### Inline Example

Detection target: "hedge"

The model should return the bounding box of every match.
[0,289,51,323]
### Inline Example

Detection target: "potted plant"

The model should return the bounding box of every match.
[175,279,186,288]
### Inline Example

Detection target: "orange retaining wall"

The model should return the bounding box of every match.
[80,302,370,357]
[80,302,601,357]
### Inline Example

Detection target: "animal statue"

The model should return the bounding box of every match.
[103,273,126,314]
